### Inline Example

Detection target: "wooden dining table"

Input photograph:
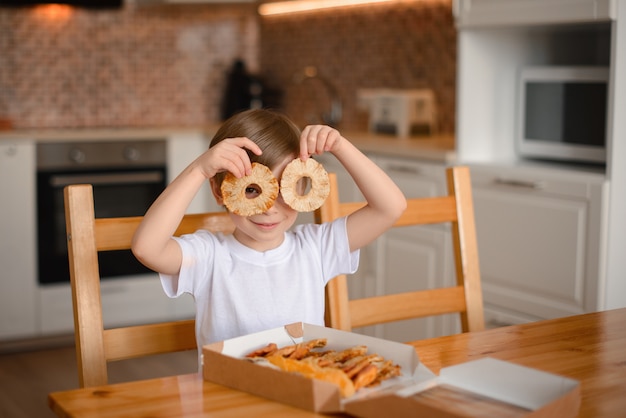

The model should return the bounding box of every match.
[49,307,626,418]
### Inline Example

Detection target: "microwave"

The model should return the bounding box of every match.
[516,66,609,164]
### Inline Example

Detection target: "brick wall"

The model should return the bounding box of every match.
[260,0,456,133]
[0,1,455,133]
[0,2,259,129]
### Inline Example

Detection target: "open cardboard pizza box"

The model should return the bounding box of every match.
[202,323,580,417]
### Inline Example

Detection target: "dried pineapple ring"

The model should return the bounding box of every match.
[221,163,279,216]
[280,158,330,212]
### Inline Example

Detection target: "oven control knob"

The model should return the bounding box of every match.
[69,148,86,164]
[124,146,140,161]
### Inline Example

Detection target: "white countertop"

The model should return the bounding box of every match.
[0,126,206,142]
[343,130,456,162]
[0,126,456,163]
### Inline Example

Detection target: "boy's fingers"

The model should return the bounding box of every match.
[218,137,263,176]
[300,125,325,158]
[242,139,263,156]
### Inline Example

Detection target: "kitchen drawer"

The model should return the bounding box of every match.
[454,0,616,28]
[374,156,447,198]
[470,164,604,200]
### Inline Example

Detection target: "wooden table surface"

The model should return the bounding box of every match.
[49,308,626,418]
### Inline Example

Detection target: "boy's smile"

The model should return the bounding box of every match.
[250,220,280,230]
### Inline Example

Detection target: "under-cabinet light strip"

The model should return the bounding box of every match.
[259,0,412,16]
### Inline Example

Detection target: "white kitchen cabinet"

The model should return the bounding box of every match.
[470,164,608,327]
[453,0,615,28]
[371,157,458,342]
[455,0,626,311]
[0,141,38,339]
[456,22,612,164]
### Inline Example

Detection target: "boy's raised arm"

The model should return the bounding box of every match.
[300,126,407,252]
[131,137,261,275]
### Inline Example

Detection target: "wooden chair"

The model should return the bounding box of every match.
[64,184,235,388]
[316,166,485,335]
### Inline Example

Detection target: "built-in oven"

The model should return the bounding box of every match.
[36,140,167,285]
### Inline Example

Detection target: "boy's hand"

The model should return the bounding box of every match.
[200,137,262,179]
[300,125,344,160]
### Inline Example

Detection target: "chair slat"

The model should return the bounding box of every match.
[104,320,196,361]
[335,197,458,226]
[65,185,108,388]
[95,212,234,251]
[349,287,467,329]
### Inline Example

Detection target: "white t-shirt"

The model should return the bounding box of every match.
[160,217,359,353]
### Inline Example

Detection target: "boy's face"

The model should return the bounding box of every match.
[227,155,299,252]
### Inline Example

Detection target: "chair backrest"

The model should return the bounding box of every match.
[316,166,484,335]
[64,184,235,388]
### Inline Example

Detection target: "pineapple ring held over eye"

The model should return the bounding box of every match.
[280,158,330,212]
[221,163,279,216]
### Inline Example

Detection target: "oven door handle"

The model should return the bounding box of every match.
[49,171,165,188]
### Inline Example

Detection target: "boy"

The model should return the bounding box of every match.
[132,109,406,355]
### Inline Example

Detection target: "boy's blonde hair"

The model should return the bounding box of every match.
[210,109,301,188]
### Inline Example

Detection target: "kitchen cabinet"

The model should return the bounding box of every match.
[372,156,458,341]
[317,152,457,342]
[455,0,626,310]
[0,141,38,339]
[453,0,615,28]
[456,21,612,163]
[470,164,608,327]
